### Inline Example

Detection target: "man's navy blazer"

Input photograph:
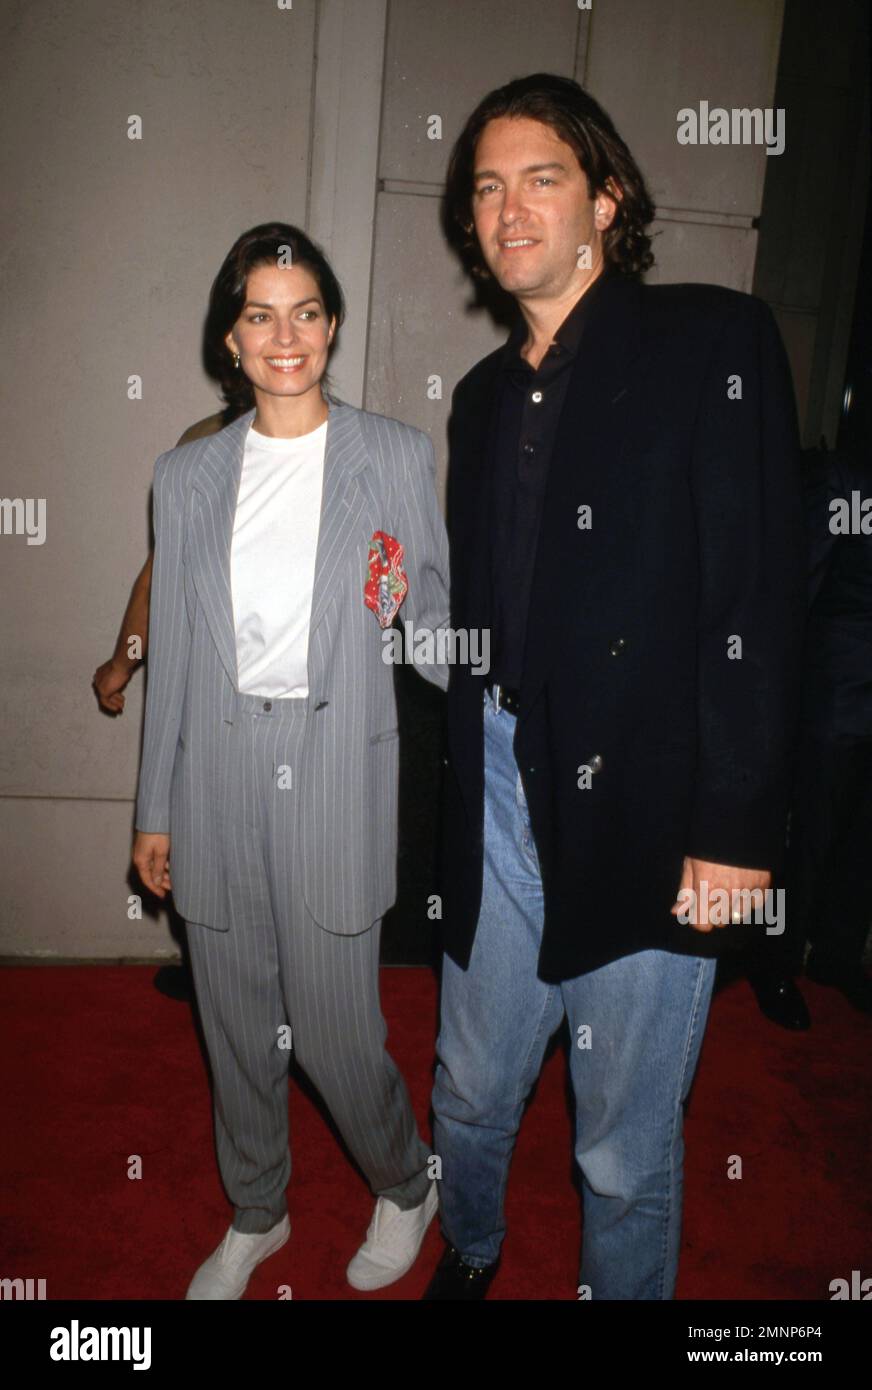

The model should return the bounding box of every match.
[439,271,808,982]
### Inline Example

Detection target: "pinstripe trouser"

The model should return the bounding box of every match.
[185,689,432,1234]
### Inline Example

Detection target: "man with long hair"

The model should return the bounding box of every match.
[425,73,807,1299]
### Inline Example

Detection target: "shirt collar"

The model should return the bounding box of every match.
[501,266,613,371]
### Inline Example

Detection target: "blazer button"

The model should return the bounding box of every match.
[263,700,272,712]
[609,638,626,656]
[588,754,603,773]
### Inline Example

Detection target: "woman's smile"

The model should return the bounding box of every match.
[264,354,306,373]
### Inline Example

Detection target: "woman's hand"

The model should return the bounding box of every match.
[133,832,172,897]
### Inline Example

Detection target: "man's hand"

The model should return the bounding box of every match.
[133,832,172,898]
[93,554,153,713]
[671,856,772,933]
[93,658,137,713]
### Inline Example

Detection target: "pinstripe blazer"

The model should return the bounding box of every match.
[134,397,450,934]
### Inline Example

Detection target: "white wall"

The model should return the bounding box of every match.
[365,0,786,505]
[1,0,795,959]
[0,0,317,957]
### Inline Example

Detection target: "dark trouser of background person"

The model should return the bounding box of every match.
[748,442,872,1028]
[153,918,194,1002]
[789,731,872,1009]
[747,728,872,1024]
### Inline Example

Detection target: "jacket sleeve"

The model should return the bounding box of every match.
[397,428,451,691]
[134,451,192,833]
[685,296,808,868]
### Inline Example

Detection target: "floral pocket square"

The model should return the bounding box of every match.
[364,531,408,629]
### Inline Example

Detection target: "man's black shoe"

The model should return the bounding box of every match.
[806,952,872,1015]
[747,972,811,1030]
[422,1245,499,1300]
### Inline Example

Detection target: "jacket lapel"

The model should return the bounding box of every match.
[518,273,644,722]
[189,407,254,690]
[307,401,370,638]
[450,356,503,635]
[189,396,369,693]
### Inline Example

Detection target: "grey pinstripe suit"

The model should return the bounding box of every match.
[134,397,450,1232]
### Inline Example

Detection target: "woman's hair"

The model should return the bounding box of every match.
[443,72,655,281]
[203,222,346,416]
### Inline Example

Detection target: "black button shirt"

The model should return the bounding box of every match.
[489,270,610,689]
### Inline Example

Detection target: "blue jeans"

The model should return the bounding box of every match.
[432,688,716,1298]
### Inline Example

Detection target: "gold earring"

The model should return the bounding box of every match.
[233,353,241,369]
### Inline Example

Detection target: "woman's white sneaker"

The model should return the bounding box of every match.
[346,1183,439,1291]
[185,1215,291,1300]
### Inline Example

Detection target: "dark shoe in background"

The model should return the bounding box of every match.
[153,963,193,1002]
[806,950,872,1015]
[747,971,812,1030]
[422,1245,500,1300]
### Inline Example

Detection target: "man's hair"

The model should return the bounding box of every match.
[203,222,345,415]
[443,73,655,281]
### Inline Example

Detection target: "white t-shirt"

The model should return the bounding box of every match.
[230,418,327,698]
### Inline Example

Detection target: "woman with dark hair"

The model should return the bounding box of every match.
[132,223,448,1299]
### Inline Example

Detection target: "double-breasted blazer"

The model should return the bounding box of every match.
[135,398,450,934]
[438,273,808,982]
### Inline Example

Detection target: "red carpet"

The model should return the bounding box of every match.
[1,964,869,1300]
